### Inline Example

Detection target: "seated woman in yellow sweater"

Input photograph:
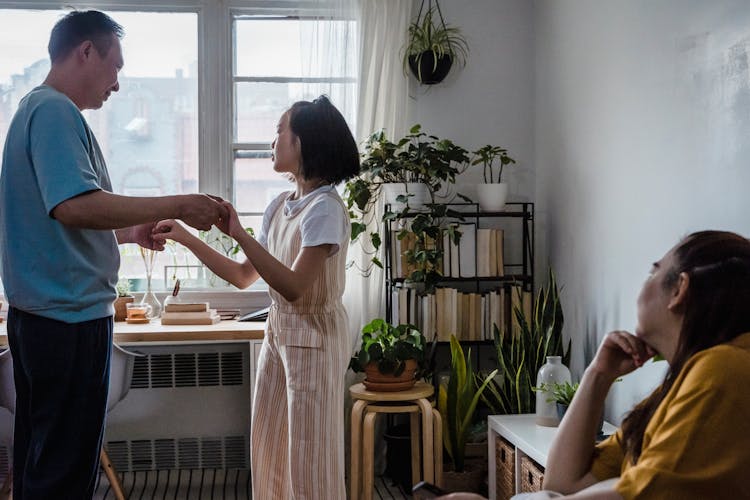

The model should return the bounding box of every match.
[541,230,750,500]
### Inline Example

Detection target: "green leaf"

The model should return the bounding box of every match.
[441,335,500,472]
[351,222,367,241]
[370,232,381,249]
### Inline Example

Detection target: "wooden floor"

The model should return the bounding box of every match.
[92,470,410,499]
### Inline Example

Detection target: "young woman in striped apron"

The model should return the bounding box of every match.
[153,96,360,499]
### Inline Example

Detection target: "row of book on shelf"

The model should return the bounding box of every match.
[390,225,505,279]
[391,283,532,342]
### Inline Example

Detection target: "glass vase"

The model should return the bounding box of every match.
[139,275,162,319]
[535,356,571,427]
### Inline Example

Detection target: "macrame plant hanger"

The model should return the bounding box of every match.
[410,0,456,84]
[415,0,450,46]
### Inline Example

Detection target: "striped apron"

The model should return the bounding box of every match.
[251,191,350,500]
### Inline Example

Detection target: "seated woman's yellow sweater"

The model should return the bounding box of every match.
[590,332,750,499]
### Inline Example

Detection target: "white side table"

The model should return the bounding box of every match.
[487,414,617,499]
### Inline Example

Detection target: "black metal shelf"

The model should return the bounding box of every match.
[384,201,535,329]
[387,274,532,285]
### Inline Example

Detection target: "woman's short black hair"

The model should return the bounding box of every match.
[49,10,124,63]
[287,95,360,185]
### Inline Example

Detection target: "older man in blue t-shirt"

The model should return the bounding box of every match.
[0,11,226,499]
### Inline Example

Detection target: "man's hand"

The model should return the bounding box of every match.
[178,194,228,231]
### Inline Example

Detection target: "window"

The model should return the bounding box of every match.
[231,14,358,231]
[0,2,358,295]
[0,7,199,289]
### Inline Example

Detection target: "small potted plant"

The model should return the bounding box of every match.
[402,3,469,85]
[348,125,470,212]
[471,144,516,211]
[536,380,579,420]
[438,335,498,492]
[113,278,134,322]
[538,380,607,438]
[348,318,429,391]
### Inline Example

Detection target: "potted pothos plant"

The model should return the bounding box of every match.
[349,318,433,391]
[403,2,469,85]
[471,144,516,211]
[344,124,470,291]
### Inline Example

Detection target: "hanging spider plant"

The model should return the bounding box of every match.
[402,3,469,85]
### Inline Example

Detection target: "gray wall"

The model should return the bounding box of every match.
[414,0,750,423]
[413,0,535,203]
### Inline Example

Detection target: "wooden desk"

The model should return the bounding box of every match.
[0,319,264,344]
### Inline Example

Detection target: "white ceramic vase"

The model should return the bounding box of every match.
[476,183,509,212]
[535,356,571,427]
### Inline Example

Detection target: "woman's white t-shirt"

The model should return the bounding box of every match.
[257,185,348,257]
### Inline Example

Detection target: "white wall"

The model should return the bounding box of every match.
[414,0,750,424]
[412,0,535,203]
[534,0,750,422]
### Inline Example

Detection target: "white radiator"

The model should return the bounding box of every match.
[104,341,259,473]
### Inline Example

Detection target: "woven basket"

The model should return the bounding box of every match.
[495,437,515,500]
[520,456,545,493]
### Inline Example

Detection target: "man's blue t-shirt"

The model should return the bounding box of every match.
[0,85,119,323]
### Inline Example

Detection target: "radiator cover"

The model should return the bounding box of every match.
[104,342,254,472]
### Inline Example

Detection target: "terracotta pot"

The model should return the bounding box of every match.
[363,359,418,391]
[113,295,135,322]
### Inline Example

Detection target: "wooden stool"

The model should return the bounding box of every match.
[349,381,442,500]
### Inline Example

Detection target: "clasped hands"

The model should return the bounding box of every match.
[131,194,242,251]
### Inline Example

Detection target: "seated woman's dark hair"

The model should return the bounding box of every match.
[287,95,360,185]
[49,10,124,62]
[621,230,750,463]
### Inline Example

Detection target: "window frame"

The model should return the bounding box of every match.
[229,9,358,223]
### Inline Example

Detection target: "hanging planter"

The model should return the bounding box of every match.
[408,51,453,85]
[402,0,468,85]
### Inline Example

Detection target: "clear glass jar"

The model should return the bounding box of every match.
[535,356,571,427]
[139,275,162,319]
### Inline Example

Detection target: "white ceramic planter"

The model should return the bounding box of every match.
[382,182,431,210]
[476,183,509,212]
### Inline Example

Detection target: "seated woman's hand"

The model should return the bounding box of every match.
[589,330,656,382]
[152,219,192,245]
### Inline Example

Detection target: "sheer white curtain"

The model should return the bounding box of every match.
[356,0,414,144]
[343,0,414,350]
[298,0,359,126]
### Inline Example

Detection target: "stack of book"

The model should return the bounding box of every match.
[161,302,220,325]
